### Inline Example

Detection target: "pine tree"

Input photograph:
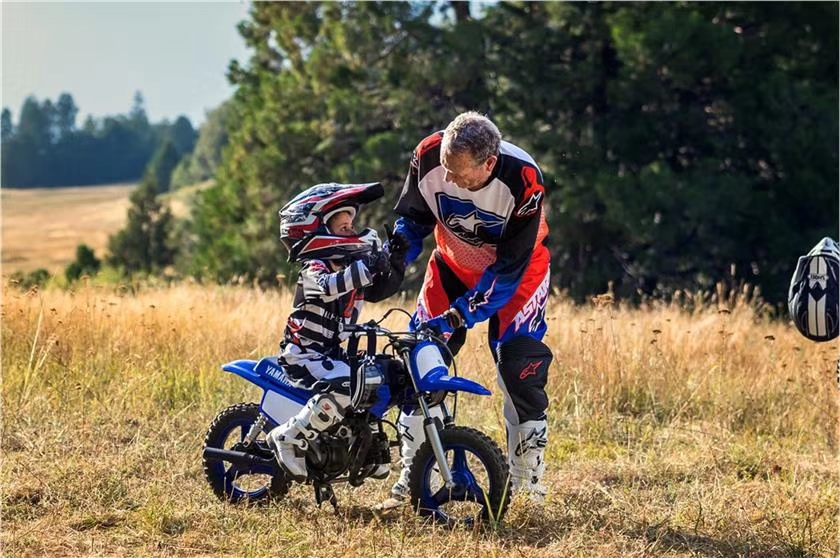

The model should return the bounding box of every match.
[107,176,177,274]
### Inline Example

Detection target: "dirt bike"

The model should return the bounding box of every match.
[202,309,510,525]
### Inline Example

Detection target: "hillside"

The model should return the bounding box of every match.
[1,184,136,273]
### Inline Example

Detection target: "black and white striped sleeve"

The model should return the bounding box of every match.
[301,259,373,301]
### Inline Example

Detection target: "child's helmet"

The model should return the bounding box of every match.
[279,182,384,262]
[788,236,840,342]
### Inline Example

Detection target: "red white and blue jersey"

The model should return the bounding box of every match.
[394,132,550,329]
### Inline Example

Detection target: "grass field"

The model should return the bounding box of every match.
[1,184,136,274]
[2,281,837,557]
[1,181,209,276]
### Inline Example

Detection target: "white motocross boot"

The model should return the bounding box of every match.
[377,405,445,510]
[507,419,548,502]
[267,394,345,482]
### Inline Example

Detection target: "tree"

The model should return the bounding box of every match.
[130,91,149,127]
[147,140,181,193]
[478,1,837,301]
[65,244,101,282]
[171,102,234,190]
[17,96,50,146]
[167,116,197,156]
[186,1,490,284]
[1,108,12,141]
[55,93,78,139]
[107,176,177,274]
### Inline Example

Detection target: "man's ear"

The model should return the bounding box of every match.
[483,155,498,172]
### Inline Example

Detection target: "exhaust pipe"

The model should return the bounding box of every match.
[203,446,278,468]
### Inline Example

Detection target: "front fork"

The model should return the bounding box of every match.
[403,348,455,488]
[416,397,454,488]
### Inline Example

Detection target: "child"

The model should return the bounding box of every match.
[267,182,408,481]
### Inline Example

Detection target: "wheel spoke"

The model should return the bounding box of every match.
[466,482,487,505]
[430,485,450,505]
[451,448,469,473]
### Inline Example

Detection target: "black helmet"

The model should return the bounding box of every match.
[788,237,840,342]
[278,182,384,263]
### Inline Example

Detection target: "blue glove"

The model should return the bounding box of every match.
[420,309,464,337]
[422,316,454,337]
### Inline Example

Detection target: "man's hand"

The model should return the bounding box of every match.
[363,249,391,276]
[385,224,410,263]
[441,307,464,329]
[422,308,464,337]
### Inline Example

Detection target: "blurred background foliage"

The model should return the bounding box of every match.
[3,1,837,304]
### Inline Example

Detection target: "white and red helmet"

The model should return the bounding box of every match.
[279,182,384,263]
[788,237,840,342]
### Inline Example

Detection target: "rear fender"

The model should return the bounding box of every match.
[222,358,309,424]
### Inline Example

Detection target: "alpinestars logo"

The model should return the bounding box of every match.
[513,425,548,456]
[436,193,505,246]
[516,191,543,217]
[467,281,495,313]
[519,361,543,380]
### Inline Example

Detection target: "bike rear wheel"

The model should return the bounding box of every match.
[203,403,290,504]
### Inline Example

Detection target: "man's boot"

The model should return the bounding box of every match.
[507,419,548,502]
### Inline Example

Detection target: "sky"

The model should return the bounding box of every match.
[2,1,252,127]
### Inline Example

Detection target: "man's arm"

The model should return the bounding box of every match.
[393,135,441,265]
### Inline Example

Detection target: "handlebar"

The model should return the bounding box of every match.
[342,309,459,379]
[341,317,443,344]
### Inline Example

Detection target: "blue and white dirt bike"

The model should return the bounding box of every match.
[202,310,510,524]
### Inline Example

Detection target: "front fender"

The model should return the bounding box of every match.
[417,369,492,397]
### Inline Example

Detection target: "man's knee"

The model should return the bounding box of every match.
[496,336,552,422]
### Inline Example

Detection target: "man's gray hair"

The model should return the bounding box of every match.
[441,111,501,164]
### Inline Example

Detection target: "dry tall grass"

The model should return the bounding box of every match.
[2,281,837,557]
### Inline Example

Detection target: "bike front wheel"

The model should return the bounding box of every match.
[407,426,510,525]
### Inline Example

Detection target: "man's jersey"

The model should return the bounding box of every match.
[394,132,550,328]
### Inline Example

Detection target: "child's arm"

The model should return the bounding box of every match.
[301,259,373,302]
[365,239,408,303]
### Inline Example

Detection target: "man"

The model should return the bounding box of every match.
[383,111,553,507]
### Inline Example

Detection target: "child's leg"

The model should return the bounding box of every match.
[267,392,346,481]
[268,357,352,481]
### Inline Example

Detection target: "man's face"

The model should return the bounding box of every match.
[440,150,496,191]
[327,211,356,236]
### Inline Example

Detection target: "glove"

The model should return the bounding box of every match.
[384,225,410,264]
[421,316,453,337]
[422,308,464,337]
[441,308,465,329]
[363,249,391,277]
